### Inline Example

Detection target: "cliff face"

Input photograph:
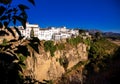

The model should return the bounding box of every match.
[24,43,88,81]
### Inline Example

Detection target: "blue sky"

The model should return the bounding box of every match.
[13,0,120,33]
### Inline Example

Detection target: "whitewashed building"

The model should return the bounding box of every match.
[38,28,52,40]
[18,23,40,38]
[53,33,71,40]
[18,23,79,40]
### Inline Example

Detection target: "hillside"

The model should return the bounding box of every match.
[0,33,120,84]
[83,38,120,84]
[0,35,90,83]
[54,38,120,84]
[108,39,120,46]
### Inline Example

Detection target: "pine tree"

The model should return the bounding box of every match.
[30,27,34,38]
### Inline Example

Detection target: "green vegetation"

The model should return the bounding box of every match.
[30,28,34,38]
[56,43,65,50]
[79,29,86,34]
[66,61,88,74]
[18,54,27,62]
[54,34,120,84]
[0,0,35,29]
[66,36,83,46]
[44,41,56,57]
[83,37,120,84]
[0,0,36,83]
[59,56,69,71]
[83,38,91,46]
[95,32,102,40]
[85,38,118,74]
[1,38,8,46]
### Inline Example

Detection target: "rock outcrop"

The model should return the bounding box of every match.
[24,43,88,82]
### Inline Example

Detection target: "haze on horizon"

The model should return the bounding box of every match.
[12,0,120,33]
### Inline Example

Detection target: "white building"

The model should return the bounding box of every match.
[53,33,71,40]
[18,23,79,41]
[38,28,52,40]
[18,23,40,38]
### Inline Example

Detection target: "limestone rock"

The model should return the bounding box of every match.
[24,43,88,81]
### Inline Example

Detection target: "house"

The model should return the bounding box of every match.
[18,22,40,38]
[17,23,80,41]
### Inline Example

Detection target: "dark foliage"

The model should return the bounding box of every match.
[0,48,24,84]
[0,30,9,36]
[83,38,120,84]
[30,27,34,38]
[59,56,69,71]
[44,41,56,57]
[28,37,40,53]
[14,45,30,57]
[0,0,35,36]
[0,0,36,83]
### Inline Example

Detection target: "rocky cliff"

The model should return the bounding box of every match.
[24,42,88,82]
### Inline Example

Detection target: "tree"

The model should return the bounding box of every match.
[0,0,35,37]
[30,27,34,38]
[0,0,39,83]
[95,32,102,40]
[79,29,86,34]
[44,41,56,57]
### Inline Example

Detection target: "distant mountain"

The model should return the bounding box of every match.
[82,29,120,38]
[102,32,120,37]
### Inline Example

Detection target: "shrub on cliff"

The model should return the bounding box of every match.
[44,41,56,57]
[59,56,69,71]
[67,36,82,46]
[56,43,65,50]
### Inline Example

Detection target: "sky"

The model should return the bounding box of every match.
[13,0,120,33]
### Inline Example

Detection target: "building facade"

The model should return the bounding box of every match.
[18,23,79,40]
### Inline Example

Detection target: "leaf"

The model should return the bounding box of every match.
[0,6,6,16]
[0,0,12,5]
[6,27,16,37]
[18,61,25,66]
[8,14,11,22]
[14,45,30,57]
[5,9,13,14]
[0,15,8,20]
[6,50,19,60]
[0,30,9,36]
[4,21,9,28]
[14,63,23,73]
[18,36,25,41]
[28,42,39,53]
[12,16,16,25]
[0,52,15,63]
[30,37,40,45]
[28,0,35,5]
[13,16,27,28]
[3,44,12,51]
[0,22,3,28]
[9,39,18,42]
[13,8,18,14]
[19,11,28,19]
[21,19,27,29]
[18,4,29,11]
[14,27,22,37]
[14,27,24,40]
